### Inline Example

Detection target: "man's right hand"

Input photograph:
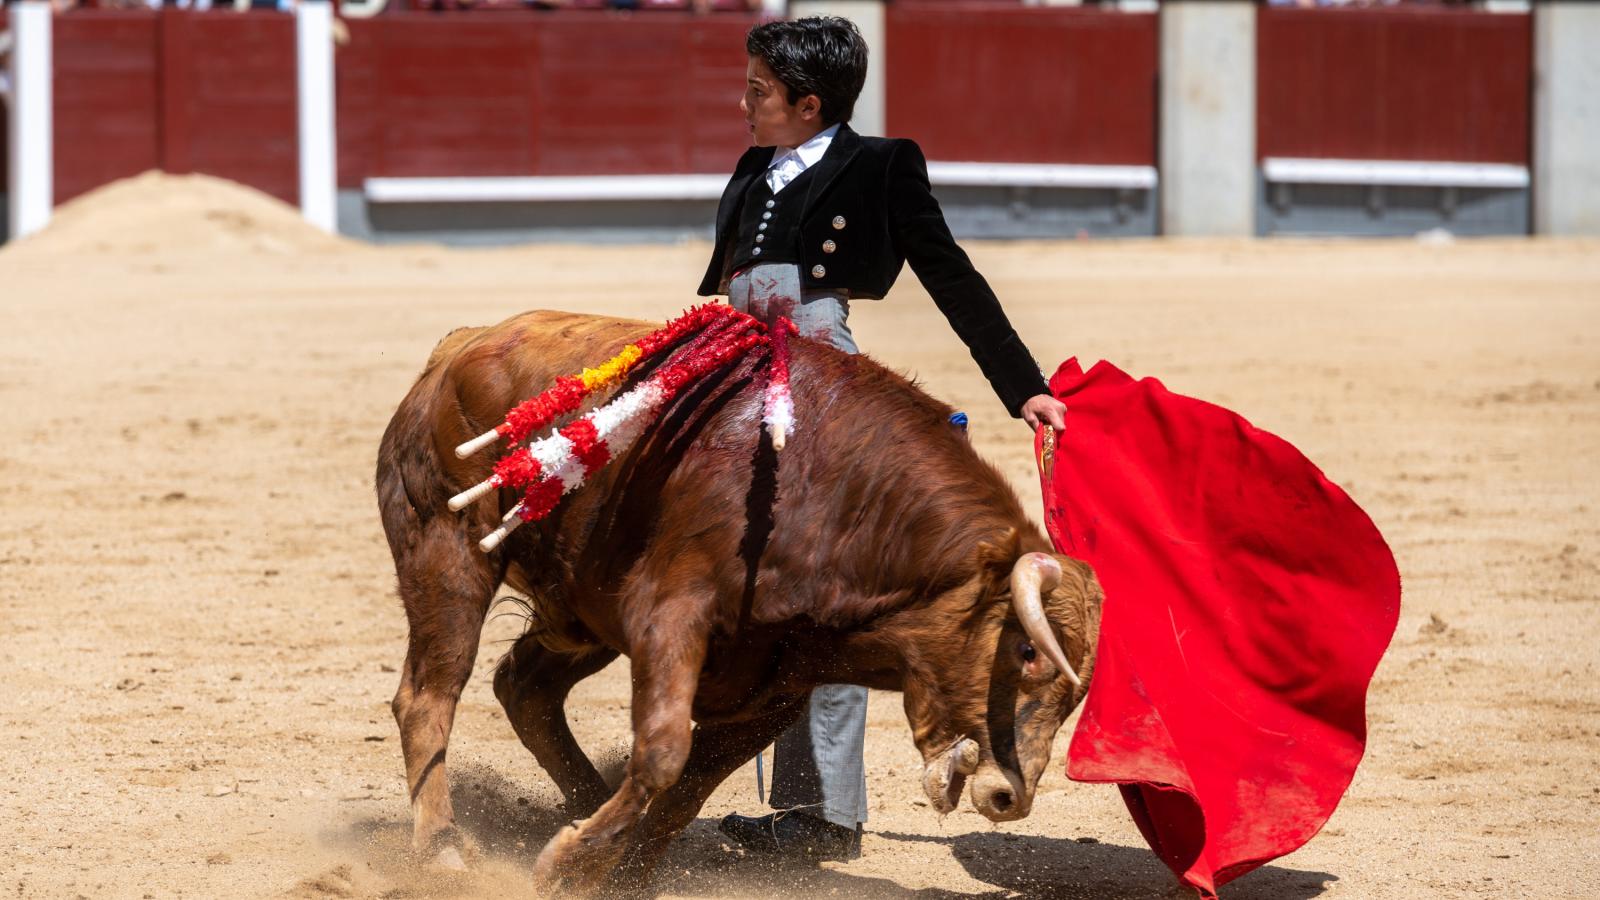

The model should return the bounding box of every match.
[1020,394,1067,432]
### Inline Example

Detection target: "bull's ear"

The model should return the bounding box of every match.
[974,528,1022,589]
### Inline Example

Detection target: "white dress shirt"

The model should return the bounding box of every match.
[765,124,840,194]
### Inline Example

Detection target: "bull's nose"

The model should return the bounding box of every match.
[973,789,1028,821]
[988,789,1015,814]
[970,769,1031,822]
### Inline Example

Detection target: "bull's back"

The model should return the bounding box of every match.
[375,310,657,554]
[376,306,1024,663]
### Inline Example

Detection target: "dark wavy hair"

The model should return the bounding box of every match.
[745,17,869,126]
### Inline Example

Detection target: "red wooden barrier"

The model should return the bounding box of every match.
[337,13,760,185]
[886,4,1157,166]
[51,12,161,205]
[158,10,298,203]
[48,9,297,206]
[1257,7,1531,164]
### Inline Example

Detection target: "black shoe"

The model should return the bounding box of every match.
[718,811,862,861]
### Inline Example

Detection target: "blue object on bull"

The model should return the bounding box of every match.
[949,411,968,433]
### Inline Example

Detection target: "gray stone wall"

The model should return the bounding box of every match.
[1534,2,1600,235]
[1159,2,1255,236]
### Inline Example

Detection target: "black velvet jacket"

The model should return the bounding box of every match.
[698,124,1050,417]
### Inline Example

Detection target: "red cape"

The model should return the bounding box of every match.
[1037,359,1400,897]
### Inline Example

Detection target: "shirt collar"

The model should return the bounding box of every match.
[772,123,841,170]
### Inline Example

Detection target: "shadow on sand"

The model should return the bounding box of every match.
[322,766,1336,900]
[651,825,1336,900]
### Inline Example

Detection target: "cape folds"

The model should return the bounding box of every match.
[1038,358,1400,897]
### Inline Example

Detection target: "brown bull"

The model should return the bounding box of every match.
[375,310,1102,893]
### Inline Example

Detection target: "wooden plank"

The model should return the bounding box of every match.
[886,4,1158,166]
[348,12,757,179]
[369,18,539,177]
[1257,7,1531,164]
[335,18,383,188]
[158,7,193,175]
[684,16,756,174]
[51,11,161,204]
[160,10,298,204]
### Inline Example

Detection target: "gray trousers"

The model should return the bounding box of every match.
[728,264,858,355]
[729,264,869,829]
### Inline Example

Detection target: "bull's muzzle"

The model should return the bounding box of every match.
[922,741,1034,823]
[969,763,1032,822]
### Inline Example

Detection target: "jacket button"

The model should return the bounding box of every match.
[765,199,776,209]
[762,211,772,221]
[832,216,846,230]
[811,264,826,278]
[822,240,836,254]
[753,247,763,256]
[755,234,765,243]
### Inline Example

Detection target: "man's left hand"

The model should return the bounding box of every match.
[1021,394,1067,432]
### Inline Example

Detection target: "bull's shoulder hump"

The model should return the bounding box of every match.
[508,309,659,351]
[424,325,489,372]
[436,310,655,372]
[426,310,666,420]
[496,308,655,336]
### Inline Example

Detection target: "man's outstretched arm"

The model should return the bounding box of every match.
[886,140,1066,430]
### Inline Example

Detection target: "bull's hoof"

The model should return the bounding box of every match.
[530,823,584,894]
[430,845,469,873]
[417,824,473,874]
[531,820,626,897]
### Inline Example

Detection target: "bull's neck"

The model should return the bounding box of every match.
[802,578,997,692]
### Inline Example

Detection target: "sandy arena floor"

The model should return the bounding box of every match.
[1,174,1596,899]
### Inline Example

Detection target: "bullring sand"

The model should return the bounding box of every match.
[1,174,1596,898]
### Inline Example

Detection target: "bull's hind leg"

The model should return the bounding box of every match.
[530,618,709,896]
[390,517,500,869]
[492,636,618,817]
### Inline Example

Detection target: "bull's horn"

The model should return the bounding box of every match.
[1010,552,1082,688]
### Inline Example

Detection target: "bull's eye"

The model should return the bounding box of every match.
[1019,640,1037,663]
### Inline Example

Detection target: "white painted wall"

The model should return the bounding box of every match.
[1159,1,1255,236]
[6,1,52,241]
[1533,2,1600,235]
[296,1,337,233]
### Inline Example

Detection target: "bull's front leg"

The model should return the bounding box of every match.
[530,623,708,895]
[611,697,809,890]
